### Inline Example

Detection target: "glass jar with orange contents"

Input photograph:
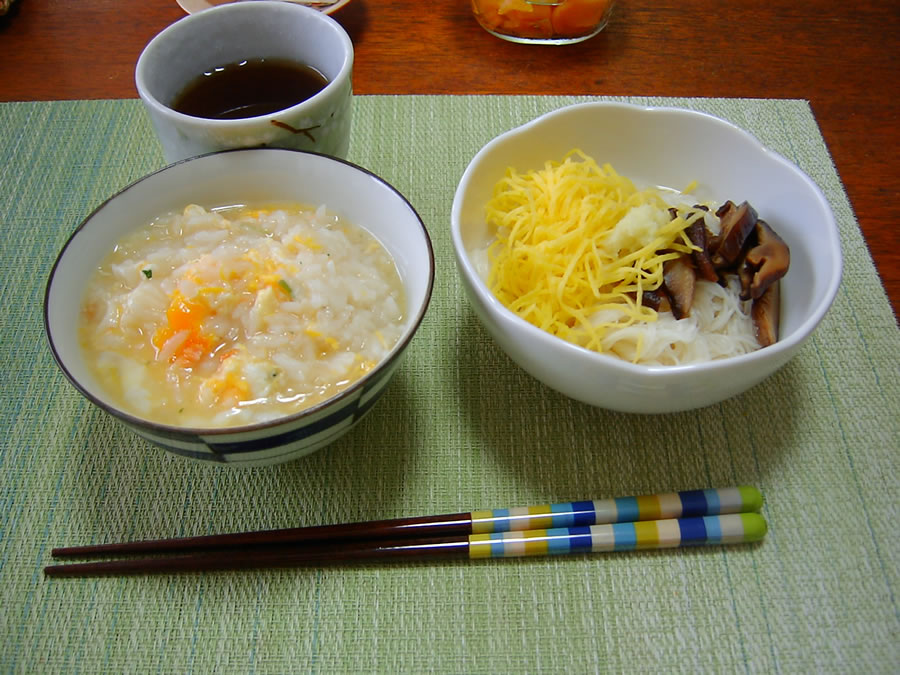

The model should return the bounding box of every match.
[471,0,614,45]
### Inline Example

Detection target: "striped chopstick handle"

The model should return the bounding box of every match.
[469,486,762,534]
[468,513,767,559]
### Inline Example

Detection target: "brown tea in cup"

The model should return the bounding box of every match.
[171,57,329,120]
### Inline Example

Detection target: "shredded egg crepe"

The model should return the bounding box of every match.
[482,150,758,364]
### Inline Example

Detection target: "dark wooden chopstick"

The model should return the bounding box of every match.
[51,512,470,558]
[45,536,470,577]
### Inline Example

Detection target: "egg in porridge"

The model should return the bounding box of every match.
[79,203,406,427]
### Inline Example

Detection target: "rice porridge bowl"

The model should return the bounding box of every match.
[80,203,406,428]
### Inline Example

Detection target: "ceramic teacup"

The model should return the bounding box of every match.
[135,1,354,163]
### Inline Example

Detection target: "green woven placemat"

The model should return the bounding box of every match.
[1,96,898,673]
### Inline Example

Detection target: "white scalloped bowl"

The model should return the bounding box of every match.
[450,102,842,414]
[46,149,434,465]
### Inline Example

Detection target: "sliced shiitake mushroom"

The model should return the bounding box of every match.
[735,226,759,298]
[740,219,790,301]
[638,288,671,313]
[668,206,718,283]
[685,218,719,282]
[712,200,758,268]
[751,280,780,347]
[663,256,697,320]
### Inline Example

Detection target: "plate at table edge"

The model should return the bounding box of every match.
[177,0,353,16]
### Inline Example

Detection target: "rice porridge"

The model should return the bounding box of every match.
[80,203,406,427]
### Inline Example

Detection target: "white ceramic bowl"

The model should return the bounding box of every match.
[450,102,842,414]
[46,149,434,465]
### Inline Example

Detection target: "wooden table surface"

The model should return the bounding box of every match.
[2,0,897,316]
